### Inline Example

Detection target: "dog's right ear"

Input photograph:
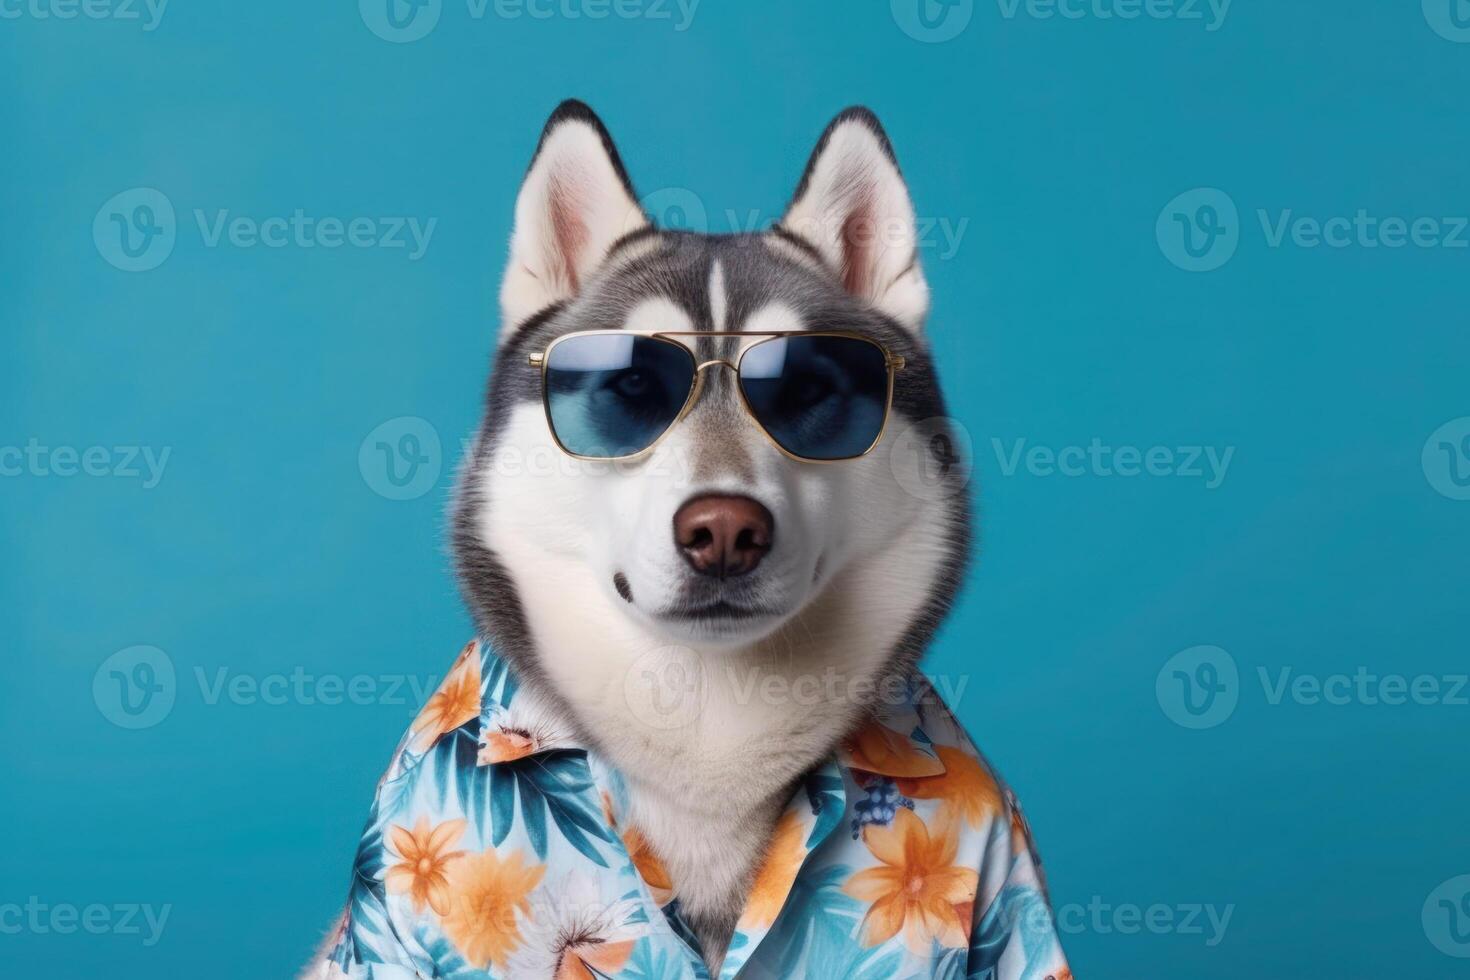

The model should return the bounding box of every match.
[499,100,647,335]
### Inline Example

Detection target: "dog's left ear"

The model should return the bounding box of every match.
[778,108,929,332]
[500,100,648,334]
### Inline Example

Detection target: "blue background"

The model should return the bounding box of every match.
[3,2,1468,977]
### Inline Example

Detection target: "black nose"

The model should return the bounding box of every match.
[672,495,775,578]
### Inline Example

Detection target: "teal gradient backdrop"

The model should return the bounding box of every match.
[3,2,1468,977]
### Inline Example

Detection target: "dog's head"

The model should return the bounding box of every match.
[455,101,970,696]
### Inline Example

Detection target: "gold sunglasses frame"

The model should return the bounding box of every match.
[527,330,907,464]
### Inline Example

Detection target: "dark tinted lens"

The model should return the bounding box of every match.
[738,335,890,460]
[544,334,695,457]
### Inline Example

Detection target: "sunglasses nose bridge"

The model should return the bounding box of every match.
[680,359,762,435]
[681,359,738,413]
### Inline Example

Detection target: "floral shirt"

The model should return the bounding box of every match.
[326,640,1072,979]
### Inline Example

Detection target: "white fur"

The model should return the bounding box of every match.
[707,260,728,332]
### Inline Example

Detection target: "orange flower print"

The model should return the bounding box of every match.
[738,810,807,930]
[843,807,979,952]
[895,745,1002,829]
[842,723,945,778]
[384,817,467,915]
[621,825,675,906]
[439,848,545,971]
[413,641,481,749]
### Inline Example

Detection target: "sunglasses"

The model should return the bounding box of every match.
[527,331,906,463]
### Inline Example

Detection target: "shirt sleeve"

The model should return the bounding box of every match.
[965,790,1072,980]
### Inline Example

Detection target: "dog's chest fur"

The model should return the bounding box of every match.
[580,658,870,973]
[618,770,789,970]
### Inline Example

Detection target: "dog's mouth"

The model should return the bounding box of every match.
[657,600,777,622]
[615,573,792,645]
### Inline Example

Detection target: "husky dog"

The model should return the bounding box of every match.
[308,100,976,977]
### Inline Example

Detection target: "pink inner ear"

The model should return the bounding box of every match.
[546,170,590,293]
[840,191,879,298]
